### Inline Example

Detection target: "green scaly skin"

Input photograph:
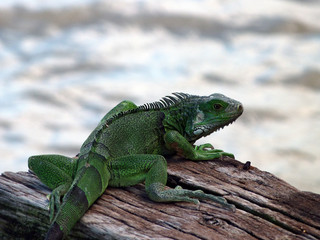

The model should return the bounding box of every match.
[28,93,243,240]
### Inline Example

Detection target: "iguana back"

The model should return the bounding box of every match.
[80,110,167,159]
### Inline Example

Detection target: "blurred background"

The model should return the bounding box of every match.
[0,0,319,193]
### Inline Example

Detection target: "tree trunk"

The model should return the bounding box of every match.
[0,156,319,240]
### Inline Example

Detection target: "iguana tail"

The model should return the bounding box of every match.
[45,158,110,240]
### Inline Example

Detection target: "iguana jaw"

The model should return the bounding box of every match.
[192,116,239,138]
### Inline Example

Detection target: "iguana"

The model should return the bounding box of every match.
[28,92,243,240]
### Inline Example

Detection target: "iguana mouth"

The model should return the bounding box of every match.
[192,117,238,138]
[214,118,237,131]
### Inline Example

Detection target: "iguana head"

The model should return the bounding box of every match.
[185,93,243,141]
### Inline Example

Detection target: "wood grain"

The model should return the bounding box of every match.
[1,156,319,239]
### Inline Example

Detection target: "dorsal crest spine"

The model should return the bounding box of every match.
[105,92,191,125]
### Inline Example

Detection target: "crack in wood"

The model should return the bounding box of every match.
[230,192,320,239]
[222,218,265,240]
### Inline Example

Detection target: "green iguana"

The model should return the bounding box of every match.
[28,92,243,240]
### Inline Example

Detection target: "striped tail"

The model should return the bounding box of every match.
[45,162,109,240]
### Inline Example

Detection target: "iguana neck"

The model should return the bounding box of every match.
[162,105,196,141]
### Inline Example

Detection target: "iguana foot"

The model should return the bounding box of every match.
[48,184,71,222]
[48,192,60,222]
[174,185,235,211]
[194,145,235,159]
[147,183,235,211]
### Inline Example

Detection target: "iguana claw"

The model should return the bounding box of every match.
[186,188,236,212]
[195,143,215,151]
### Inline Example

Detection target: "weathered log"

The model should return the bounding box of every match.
[0,156,319,240]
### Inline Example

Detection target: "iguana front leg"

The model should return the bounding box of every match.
[164,130,235,160]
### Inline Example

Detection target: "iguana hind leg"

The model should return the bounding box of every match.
[146,179,235,211]
[108,154,235,210]
[28,154,77,221]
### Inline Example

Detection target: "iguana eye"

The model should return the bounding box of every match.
[213,103,222,110]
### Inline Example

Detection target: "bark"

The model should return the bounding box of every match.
[0,156,319,240]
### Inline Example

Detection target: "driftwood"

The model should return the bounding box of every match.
[0,156,319,240]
